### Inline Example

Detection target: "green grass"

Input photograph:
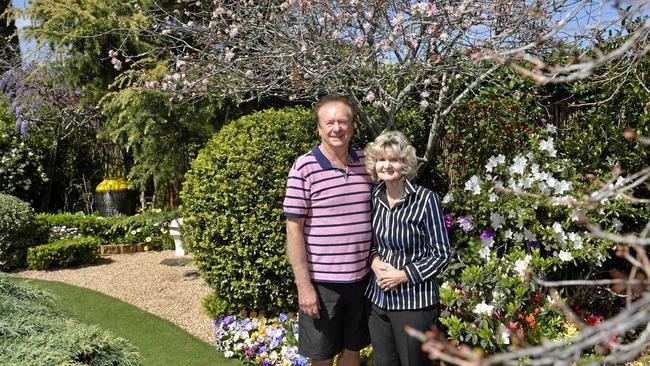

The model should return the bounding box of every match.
[10,277,240,366]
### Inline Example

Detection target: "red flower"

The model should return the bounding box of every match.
[586,314,604,326]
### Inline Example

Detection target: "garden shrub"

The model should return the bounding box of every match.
[0,273,142,365]
[0,193,39,271]
[27,237,101,270]
[182,107,317,317]
[0,97,49,204]
[438,126,649,352]
[34,210,179,249]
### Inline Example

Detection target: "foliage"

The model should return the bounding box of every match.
[438,125,648,352]
[100,87,220,207]
[27,237,101,270]
[182,107,317,317]
[0,273,142,365]
[441,71,544,189]
[34,210,179,248]
[0,193,39,271]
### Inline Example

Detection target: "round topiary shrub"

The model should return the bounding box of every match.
[182,107,317,317]
[0,193,38,271]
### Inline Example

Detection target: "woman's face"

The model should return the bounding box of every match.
[375,148,404,182]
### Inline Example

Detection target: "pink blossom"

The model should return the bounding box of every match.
[354,35,365,47]
[224,48,235,62]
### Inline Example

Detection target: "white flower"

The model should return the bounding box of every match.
[479,246,491,260]
[464,175,482,195]
[539,137,557,157]
[612,218,623,232]
[485,154,506,172]
[441,282,451,290]
[419,99,429,110]
[490,213,506,231]
[480,236,494,247]
[552,222,564,234]
[554,180,572,195]
[442,192,453,203]
[546,124,557,134]
[499,325,511,345]
[514,255,532,276]
[513,232,524,242]
[558,250,573,262]
[508,156,528,175]
[488,193,498,202]
[224,351,234,358]
[145,236,152,242]
[473,301,494,315]
[503,229,513,239]
[568,232,583,249]
[523,229,537,242]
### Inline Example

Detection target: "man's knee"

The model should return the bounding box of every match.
[336,349,360,366]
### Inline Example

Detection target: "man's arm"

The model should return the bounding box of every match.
[286,217,320,319]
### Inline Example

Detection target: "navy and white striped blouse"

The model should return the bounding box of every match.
[366,179,451,310]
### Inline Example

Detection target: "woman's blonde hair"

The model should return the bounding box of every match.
[364,130,418,182]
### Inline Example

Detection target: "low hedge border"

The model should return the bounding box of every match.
[27,237,101,270]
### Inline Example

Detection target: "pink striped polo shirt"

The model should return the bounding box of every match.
[283,144,373,283]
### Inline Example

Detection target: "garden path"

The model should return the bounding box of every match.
[13,250,214,343]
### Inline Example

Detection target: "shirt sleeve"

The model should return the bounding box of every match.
[283,161,310,218]
[403,192,451,284]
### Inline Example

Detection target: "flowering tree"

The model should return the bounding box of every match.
[119,0,649,169]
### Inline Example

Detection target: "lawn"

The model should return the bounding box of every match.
[10,277,240,366]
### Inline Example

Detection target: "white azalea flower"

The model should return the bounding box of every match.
[508,156,528,175]
[523,229,537,242]
[554,180,572,195]
[490,213,506,230]
[499,324,511,345]
[552,222,564,234]
[465,175,482,195]
[503,229,513,239]
[488,193,498,202]
[479,246,491,260]
[442,192,453,204]
[558,250,573,262]
[513,232,524,242]
[539,137,557,157]
[612,218,623,232]
[514,255,532,276]
[546,124,557,134]
[473,301,494,315]
[568,232,583,249]
[485,154,506,172]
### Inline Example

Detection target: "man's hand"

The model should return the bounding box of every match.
[297,282,320,319]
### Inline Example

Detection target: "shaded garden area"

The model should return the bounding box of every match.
[1,0,650,365]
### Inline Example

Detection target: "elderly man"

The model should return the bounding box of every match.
[283,95,374,366]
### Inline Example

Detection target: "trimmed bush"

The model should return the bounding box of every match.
[182,107,317,317]
[27,237,101,270]
[0,273,142,365]
[35,210,179,248]
[0,194,39,271]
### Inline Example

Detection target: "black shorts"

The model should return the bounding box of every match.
[298,278,371,360]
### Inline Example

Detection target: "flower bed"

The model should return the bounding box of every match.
[212,313,308,366]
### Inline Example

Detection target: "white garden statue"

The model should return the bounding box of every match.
[168,218,184,256]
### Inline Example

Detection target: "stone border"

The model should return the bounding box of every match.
[100,243,146,255]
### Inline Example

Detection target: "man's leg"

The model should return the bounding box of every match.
[337,349,360,366]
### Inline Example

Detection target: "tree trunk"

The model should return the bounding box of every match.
[39,141,58,212]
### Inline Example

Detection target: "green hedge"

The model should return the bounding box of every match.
[0,273,142,365]
[182,107,317,317]
[35,211,179,249]
[0,194,40,271]
[27,237,101,270]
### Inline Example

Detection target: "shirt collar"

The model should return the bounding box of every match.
[372,178,417,198]
[311,144,359,170]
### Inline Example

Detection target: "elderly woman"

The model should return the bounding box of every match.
[364,131,451,366]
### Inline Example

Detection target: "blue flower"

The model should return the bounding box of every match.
[279,313,288,322]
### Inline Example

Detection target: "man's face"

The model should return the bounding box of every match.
[317,101,354,151]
